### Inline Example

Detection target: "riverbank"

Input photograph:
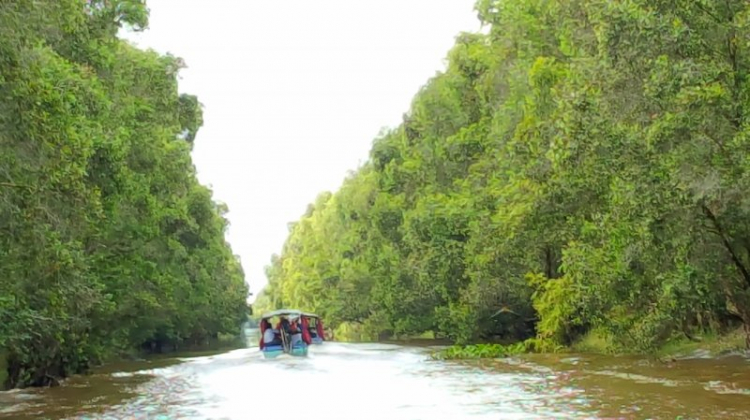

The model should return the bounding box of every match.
[111,333,248,367]
[430,328,748,361]
[332,324,455,347]
[570,327,748,359]
[1,334,247,391]
[326,319,749,361]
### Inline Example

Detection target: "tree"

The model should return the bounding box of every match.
[0,0,248,389]
[259,0,750,351]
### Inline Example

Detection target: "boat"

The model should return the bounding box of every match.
[301,312,326,344]
[259,309,310,358]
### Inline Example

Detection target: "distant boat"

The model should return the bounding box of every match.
[301,312,326,345]
[258,309,312,358]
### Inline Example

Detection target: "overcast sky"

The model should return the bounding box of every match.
[122,0,481,301]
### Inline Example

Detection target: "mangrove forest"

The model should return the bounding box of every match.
[256,0,750,354]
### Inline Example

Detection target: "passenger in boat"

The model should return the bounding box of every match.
[309,323,318,339]
[262,319,282,347]
[286,318,302,347]
[278,316,292,334]
[276,316,304,347]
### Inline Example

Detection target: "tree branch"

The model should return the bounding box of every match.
[702,203,750,289]
[692,1,722,23]
[0,182,32,190]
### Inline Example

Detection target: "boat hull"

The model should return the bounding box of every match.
[290,345,308,357]
[262,345,284,359]
[261,344,308,358]
[262,349,284,359]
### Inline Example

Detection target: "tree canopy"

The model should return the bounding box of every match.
[258,0,750,351]
[0,0,249,388]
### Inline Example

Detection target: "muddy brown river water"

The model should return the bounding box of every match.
[1,341,749,419]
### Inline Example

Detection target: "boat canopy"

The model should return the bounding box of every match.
[261,309,302,320]
[301,312,319,319]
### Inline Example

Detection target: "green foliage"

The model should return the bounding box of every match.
[333,322,379,343]
[430,342,529,360]
[261,0,750,354]
[0,0,248,389]
[656,327,747,359]
[570,329,617,355]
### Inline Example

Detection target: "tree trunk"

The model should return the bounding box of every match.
[724,289,750,350]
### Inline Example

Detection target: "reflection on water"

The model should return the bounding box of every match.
[1,342,749,419]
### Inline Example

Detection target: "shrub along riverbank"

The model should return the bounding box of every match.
[0,1,249,389]
[431,343,530,361]
[255,0,750,355]
[430,327,748,361]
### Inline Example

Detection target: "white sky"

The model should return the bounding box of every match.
[122,0,481,301]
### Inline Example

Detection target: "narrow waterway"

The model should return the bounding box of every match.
[1,340,749,419]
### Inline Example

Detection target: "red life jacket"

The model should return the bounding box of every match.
[301,317,312,344]
[259,321,266,349]
[316,319,325,340]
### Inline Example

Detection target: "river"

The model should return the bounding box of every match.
[1,338,749,419]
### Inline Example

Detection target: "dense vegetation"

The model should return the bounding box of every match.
[430,343,529,360]
[0,1,249,389]
[256,0,750,354]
